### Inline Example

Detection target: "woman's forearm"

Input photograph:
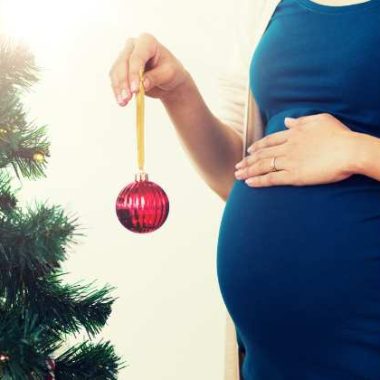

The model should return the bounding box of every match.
[349,131,380,182]
[161,70,243,201]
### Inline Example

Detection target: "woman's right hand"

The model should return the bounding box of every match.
[109,32,190,106]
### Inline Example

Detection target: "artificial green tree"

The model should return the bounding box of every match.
[0,35,123,379]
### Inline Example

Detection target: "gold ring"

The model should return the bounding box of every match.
[271,156,279,172]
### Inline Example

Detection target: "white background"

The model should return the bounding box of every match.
[0,0,238,378]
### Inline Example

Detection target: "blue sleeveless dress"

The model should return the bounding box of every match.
[216,0,380,379]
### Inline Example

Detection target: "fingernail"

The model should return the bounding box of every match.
[235,162,242,169]
[284,117,295,123]
[117,94,125,105]
[130,79,139,93]
[121,88,130,100]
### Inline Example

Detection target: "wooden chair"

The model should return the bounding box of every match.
[223,311,245,380]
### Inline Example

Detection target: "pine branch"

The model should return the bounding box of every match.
[0,271,119,379]
[55,341,124,380]
[29,273,116,338]
[0,34,40,93]
[0,307,60,379]
[0,202,82,303]
[6,123,49,181]
[0,172,18,215]
[0,34,49,180]
[0,94,50,180]
[0,34,123,378]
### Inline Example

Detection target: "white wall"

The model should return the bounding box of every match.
[1,0,237,378]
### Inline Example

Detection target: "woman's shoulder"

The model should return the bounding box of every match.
[215,0,282,137]
[234,0,281,64]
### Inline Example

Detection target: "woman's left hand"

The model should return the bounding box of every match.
[234,113,358,187]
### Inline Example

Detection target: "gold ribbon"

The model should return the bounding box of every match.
[136,67,145,171]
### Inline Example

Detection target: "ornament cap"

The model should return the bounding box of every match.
[135,171,149,182]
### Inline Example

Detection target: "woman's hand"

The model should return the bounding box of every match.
[109,32,189,105]
[234,113,358,187]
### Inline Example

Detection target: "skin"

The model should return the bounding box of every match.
[109,33,243,202]
[233,0,380,188]
[234,113,380,187]
[109,7,380,377]
[110,26,380,201]
[235,113,357,186]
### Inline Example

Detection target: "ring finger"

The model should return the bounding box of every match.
[236,155,288,179]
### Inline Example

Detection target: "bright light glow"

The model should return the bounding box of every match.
[0,0,105,56]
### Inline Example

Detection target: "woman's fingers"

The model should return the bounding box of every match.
[110,32,188,104]
[109,38,135,106]
[109,33,159,106]
[128,33,159,94]
[119,38,136,103]
[142,63,176,92]
[247,129,292,153]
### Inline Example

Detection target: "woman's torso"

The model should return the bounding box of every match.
[252,0,380,138]
[217,0,380,378]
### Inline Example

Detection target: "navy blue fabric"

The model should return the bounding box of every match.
[217,1,380,379]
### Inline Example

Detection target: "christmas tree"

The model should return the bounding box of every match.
[0,35,123,379]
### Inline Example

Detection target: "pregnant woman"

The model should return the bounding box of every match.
[109,0,380,377]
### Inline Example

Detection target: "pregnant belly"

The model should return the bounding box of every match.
[216,174,380,354]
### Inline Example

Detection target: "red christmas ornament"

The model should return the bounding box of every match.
[116,171,169,233]
[115,68,170,233]
[46,357,56,380]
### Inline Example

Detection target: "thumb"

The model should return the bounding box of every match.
[142,64,173,92]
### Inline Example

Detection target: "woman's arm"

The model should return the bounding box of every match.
[109,33,245,202]
[161,71,243,202]
[350,131,380,182]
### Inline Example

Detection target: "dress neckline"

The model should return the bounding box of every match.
[295,0,380,13]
